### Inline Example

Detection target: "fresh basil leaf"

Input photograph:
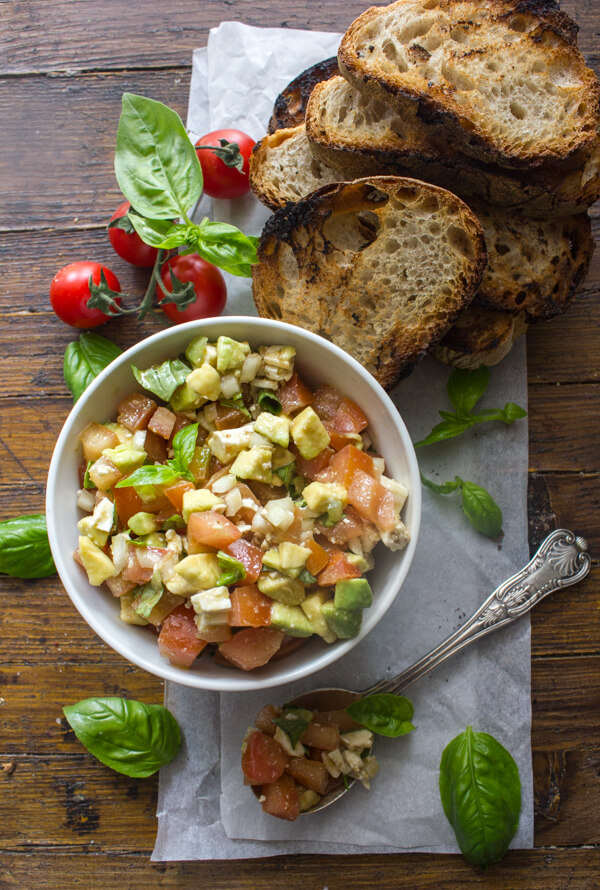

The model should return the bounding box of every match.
[63,696,181,778]
[108,214,136,233]
[420,473,462,495]
[115,464,180,488]
[502,402,528,423]
[461,480,503,538]
[115,93,203,220]
[346,694,415,738]
[83,462,95,490]
[216,551,246,587]
[413,417,472,448]
[439,726,521,867]
[162,515,186,531]
[219,394,251,419]
[271,716,309,749]
[133,584,163,619]
[64,333,122,402]
[257,391,283,415]
[188,219,258,277]
[128,215,188,249]
[172,423,199,472]
[132,358,191,402]
[0,514,56,579]
[298,568,317,585]
[447,367,490,417]
[274,461,295,488]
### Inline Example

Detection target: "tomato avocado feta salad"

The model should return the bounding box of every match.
[74,335,410,671]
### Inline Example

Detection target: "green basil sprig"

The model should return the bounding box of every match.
[257,391,283,415]
[421,474,502,538]
[439,726,521,867]
[63,697,181,778]
[414,368,526,448]
[0,514,56,579]
[271,716,309,749]
[116,423,199,489]
[346,693,415,738]
[132,357,191,402]
[216,551,246,587]
[63,333,122,402]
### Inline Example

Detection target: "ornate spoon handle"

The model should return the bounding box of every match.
[365,529,591,698]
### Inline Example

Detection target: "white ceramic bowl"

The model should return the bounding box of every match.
[46,317,421,691]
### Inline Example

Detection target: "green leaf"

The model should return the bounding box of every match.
[171,423,199,472]
[439,726,521,867]
[274,461,296,488]
[420,473,462,495]
[219,393,251,419]
[502,402,528,423]
[187,219,258,277]
[63,333,122,402]
[461,481,503,538]
[128,215,188,249]
[133,584,163,619]
[257,391,283,415]
[447,367,490,417]
[413,417,472,448]
[132,358,191,402]
[63,697,181,778]
[162,515,186,531]
[115,464,180,489]
[0,514,56,579]
[298,568,317,585]
[108,213,136,233]
[114,93,203,220]
[271,716,309,749]
[83,462,95,490]
[216,551,246,587]
[346,693,415,738]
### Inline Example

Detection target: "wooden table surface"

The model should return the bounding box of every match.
[1,1,599,887]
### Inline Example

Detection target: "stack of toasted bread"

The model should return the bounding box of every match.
[251,0,598,387]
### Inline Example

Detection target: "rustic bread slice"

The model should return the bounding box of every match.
[252,176,486,387]
[269,58,339,133]
[432,304,528,368]
[305,75,600,218]
[338,0,600,169]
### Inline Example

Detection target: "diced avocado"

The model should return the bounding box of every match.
[104,422,133,445]
[299,789,321,812]
[301,590,337,643]
[302,481,347,514]
[119,591,149,626]
[290,407,330,460]
[230,447,273,484]
[128,511,160,536]
[182,488,223,523]
[77,496,114,546]
[135,532,167,548]
[334,578,373,610]
[185,335,208,368]
[77,515,109,548]
[257,571,305,605]
[272,447,295,471]
[186,363,221,401]
[262,548,283,573]
[270,602,314,637]
[321,601,362,639]
[174,554,221,590]
[346,552,375,573]
[216,336,250,373]
[279,542,311,575]
[253,412,291,448]
[78,536,117,586]
[102,444,146,473]
[170,382,204,412]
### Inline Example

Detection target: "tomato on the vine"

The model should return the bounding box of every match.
[108,200,158,267]
[50,262,121,329]
[157,254,227,324]
[195,129,255,199]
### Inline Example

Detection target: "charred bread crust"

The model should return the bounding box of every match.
[268,58,340,133]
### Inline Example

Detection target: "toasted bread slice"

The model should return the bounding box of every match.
[305,76,600,218]
[269,58,339,133]
[338,0,600,169]
[252,177,486,387]
[432,304,528,368]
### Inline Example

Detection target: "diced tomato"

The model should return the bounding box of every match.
[270,635,309,662]
[188,446,212,486]
[188,511,242,549]
[164,479,196,514]
[242,730,288,785]
[148,406,177,440]
[293,445,334,480]
[218,627,284,671]
[286,757,329,794]
[246,480,285,505]
[315,709,361,732]
[329,397,368,434]
[317,549,361,586]
[261,775,300,821]
[255,704,282,736]
[347,469,396,531]
[311,384,343,422]
[105,572,136,597]
[226,539,263,584]
[117,393,157,431]
[301,722,340,751]
[196,624,232,643]
[113,485,169,525]
[229,585,272,627]
[79,422,119,462]
[320,445,375,488]
[158,604,207,668]
[279,372,314,414]
[144,429,168,463]
[316,505,365,545]
[305,539,329,576]
[215,403,248,430]
[324,426,359,452]
[122,545,169,584]
[170,414,192,442]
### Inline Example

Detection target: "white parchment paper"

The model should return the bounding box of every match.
[153,23,533,860]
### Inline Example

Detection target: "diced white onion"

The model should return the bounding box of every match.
[211,473,237,494]
[110,533,130,574]
[224,487,243,516]
[76,489,96,512]
[220,373,241,398]
[132,430,147,450]
[239,353,262,383]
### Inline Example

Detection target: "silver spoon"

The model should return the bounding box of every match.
[279,529,590,815]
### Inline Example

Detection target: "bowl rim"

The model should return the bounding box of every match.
[46,317,421,691]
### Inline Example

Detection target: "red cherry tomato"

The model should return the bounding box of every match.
[50,261,121,329]
[108,200,158,267]
[157,254,227,324]
[195,129,255,199]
